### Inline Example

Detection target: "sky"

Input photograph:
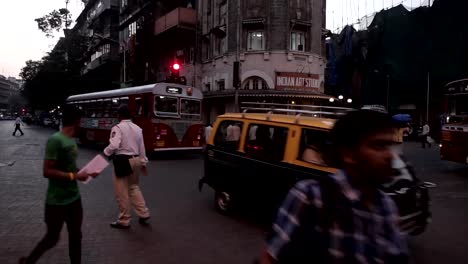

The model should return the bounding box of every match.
[0,0,431,78]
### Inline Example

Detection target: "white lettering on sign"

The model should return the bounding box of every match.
[275,72,322,92]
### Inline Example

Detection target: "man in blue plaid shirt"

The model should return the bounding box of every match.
[259,110,409,264]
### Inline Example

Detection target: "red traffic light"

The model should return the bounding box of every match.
[172,63,180,70]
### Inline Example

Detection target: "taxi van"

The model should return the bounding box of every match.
[199,104,432,235]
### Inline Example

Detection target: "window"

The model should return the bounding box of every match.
[181,99,201,119]
[252,79,259,90]
[248,31,265,51]
[219,3,227,25]
[217,79,225,91]
[245,124,288,162]
[243,77,269,90]
[121,0,128,9]
[129,22,137,38]
[299,129,331,166]
[290,32,305,51]
[155,96,178,116]
[214,120,244,151]
[134,97,142,116]
[205,83,211,92]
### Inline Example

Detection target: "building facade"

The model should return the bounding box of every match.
[77,0,121,90]
[0,75,21,114]
[196,0,328,122]
[117,0,196,86]
[69,0,329,121]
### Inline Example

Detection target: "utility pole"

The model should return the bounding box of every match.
[426,72,430,122]
[386,74,390,110]
[234,0,241,112]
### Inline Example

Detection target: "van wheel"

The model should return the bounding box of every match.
[215,191,233,214]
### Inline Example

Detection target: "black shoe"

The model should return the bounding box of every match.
[138,217,150,225]
[110,221,130,229]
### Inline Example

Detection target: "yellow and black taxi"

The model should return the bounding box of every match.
[198,107,432,235]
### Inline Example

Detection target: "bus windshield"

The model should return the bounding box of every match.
[155,96,178,116]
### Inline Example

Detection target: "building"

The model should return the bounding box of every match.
[69,0,330,121]
[0,75,21,114]
[77,0,121,90]
[196,0,329,122]
[118,0,197,86]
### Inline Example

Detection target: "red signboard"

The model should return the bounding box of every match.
[275,72,321,92]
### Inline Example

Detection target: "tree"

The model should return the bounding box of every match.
[35,2,71,37]
[19,60,43,82]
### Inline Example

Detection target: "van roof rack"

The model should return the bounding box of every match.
[240,102,353,119]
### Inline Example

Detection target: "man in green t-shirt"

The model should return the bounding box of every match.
[20,106,97,264]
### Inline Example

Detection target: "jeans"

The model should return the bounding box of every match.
[26,199,82,264]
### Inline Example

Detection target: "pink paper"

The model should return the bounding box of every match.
[79,154,109,184]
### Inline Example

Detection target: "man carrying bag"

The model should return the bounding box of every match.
[103,104,151,229]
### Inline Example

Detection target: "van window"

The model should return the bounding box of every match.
[299,128,330,166]
[245,124,288,162]
[214,120,243,151]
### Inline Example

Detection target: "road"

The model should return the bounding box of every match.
[1,121,467,264]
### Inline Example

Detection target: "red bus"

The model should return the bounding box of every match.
[441,79,468,164]
[66,83,204,152]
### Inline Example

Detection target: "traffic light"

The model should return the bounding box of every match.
[167,62,187,84]
[170,63,181,78]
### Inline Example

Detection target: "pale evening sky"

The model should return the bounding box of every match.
[0,0,430,78]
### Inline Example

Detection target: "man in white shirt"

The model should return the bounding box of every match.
[421,122,431,148]
[103,105,150,229]
[13,114,24,136]
[204,123,213,143]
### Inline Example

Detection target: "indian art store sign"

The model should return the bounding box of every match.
[275,72,322,92]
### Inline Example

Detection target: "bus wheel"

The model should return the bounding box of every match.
[215,191,233,214]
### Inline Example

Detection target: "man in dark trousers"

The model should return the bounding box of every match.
[103,104,150,229]
[13,114,24,136]
[259,110,408,264]
[19,106,97,264]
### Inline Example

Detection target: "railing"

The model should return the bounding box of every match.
[240,102,353,119]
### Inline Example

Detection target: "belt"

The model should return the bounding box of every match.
[115,154,139,158]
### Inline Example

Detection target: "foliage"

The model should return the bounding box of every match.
[19,60,43,82]
[35,8,72,37]
[20,34,92,109]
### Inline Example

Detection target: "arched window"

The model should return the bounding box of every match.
[242,77,269,90]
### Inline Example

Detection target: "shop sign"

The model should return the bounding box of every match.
[275,72,322,92]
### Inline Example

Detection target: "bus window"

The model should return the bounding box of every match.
[181,99,201,119]
[135,97,143,116]
[155,96,178,116]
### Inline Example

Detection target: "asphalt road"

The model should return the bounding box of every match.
[1,121,467,264]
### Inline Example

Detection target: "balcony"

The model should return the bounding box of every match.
[155,8,197,36]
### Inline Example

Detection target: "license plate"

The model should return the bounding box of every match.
[156,141,165,147]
